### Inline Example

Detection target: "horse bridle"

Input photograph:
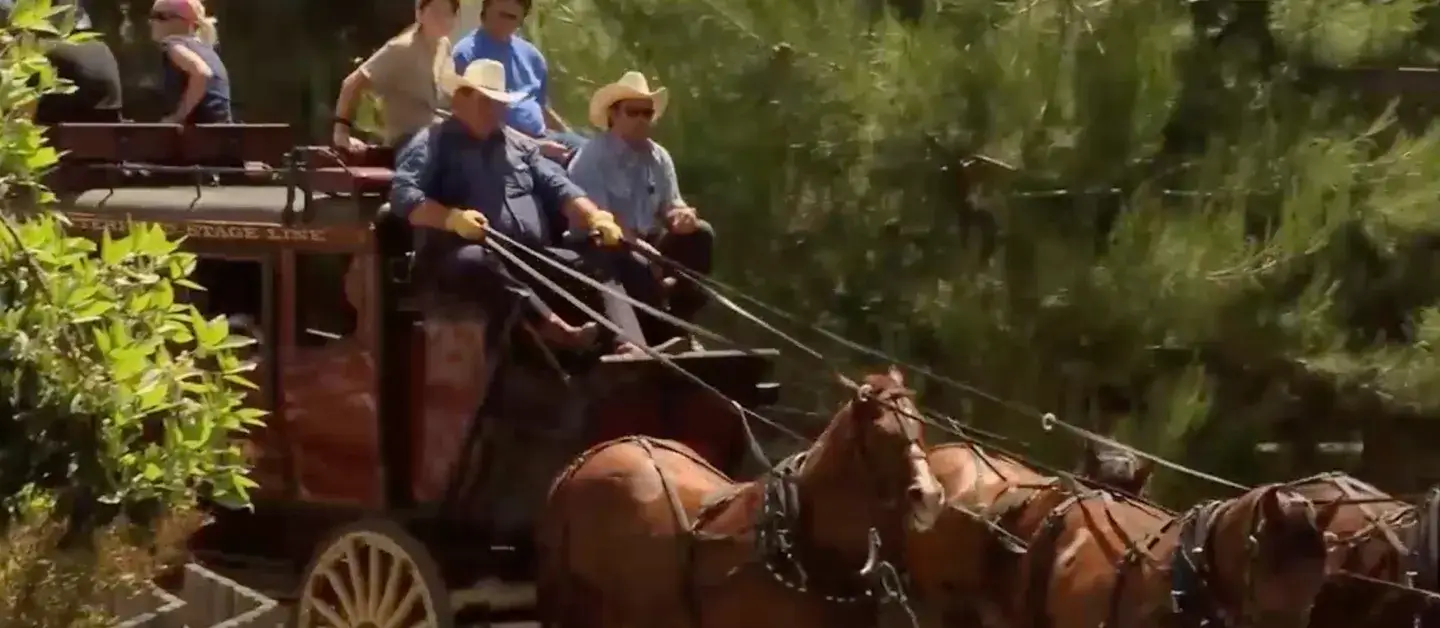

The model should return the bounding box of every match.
[750,382,925,624]
[1167,488,1321,628]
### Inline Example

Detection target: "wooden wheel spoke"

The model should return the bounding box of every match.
[367,543,383,619]
[375,552,405,619]
[322,565,360,620]
[343,538,367,618]
[311,597,351,628]
[382,586,422,628]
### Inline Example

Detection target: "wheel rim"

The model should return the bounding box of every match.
[298,530,443,628]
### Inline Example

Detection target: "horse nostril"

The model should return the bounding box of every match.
[908,486,929,504]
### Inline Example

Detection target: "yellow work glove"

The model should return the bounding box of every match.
[586,210,623,247]
[444,208,488,241]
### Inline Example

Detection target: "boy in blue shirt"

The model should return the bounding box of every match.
[451,0,586,164]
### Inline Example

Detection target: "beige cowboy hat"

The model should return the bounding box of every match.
[588,71,669,129]
[442,59,525,104]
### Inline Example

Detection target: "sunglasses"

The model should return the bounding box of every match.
[149,11,178,21]
[621,107,655,119]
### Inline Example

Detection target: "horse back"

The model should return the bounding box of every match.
[929,442,1045,501]
[1017,493,1173,628]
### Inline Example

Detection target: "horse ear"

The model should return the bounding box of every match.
[1260,487,1292,525]
[1134,456,1157,486]
[1315,499,1343,531]
[886,364,905,387]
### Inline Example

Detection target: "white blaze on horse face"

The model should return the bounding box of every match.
[908,443,945,532]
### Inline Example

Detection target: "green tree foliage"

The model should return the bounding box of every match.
[522,0,1440,501]
[0,0,261,530]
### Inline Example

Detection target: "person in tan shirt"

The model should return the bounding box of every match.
[331,0,457,151]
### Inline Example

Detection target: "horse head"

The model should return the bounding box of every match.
[832,365,946,533]
[1078,442,1155,496]
[1176,485,1330,628]
[1281,473,1421,628]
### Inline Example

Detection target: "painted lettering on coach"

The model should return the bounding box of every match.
[66,216,333,243]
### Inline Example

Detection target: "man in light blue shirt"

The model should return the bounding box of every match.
[568,71,713,348]
[451,0,585,164]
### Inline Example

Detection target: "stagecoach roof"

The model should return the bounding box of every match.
[29,185,381,251]
[54,185,373,226]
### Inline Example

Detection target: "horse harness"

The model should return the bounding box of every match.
[649,383,928,627]
[1018,486,1300,628]
[1293,472,1423,627]
[1019,485,1168,628]
[1162,485,1321,628]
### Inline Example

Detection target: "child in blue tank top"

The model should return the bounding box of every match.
[149,0,232,123]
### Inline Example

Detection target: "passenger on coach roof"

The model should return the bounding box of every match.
[332,0,457,151]
[149,0,231,123]
[390,59,633,353]
[451,0,585,165]
[0,0,124,124]
[568,72,713,349]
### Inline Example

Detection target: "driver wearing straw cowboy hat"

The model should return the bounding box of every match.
[568,71,713,349]
[390,59,633,353]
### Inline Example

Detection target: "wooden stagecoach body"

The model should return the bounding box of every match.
[36,122,780,624]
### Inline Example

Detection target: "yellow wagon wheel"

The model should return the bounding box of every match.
[296,519,454,628]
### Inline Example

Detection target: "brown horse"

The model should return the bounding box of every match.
[905,441,1072,628]
[1017,482,1332,628]
[536,367,946,628]
[907,440,1167,628]
[1287,473,1422,628]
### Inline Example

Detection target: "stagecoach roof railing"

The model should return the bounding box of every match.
[55,145,402,227]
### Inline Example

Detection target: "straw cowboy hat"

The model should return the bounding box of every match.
[443,59,524,104]
[588,71,668,129]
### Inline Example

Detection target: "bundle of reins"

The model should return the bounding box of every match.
[476,228,1440,612]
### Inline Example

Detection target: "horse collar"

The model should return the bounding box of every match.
[1170,500,1234,628]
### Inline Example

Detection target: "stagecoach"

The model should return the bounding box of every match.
[36,121,782,626]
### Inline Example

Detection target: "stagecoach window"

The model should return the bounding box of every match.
[186,258,265,329]
[296,254,359,347]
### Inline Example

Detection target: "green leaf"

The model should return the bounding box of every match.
[72,300,114,323]
[196,314,229,350]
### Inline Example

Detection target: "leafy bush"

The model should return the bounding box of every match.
[0,0,261,530]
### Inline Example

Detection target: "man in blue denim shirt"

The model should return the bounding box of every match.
[390,59,625,350]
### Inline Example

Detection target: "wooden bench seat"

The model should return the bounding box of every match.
[307,166,394,197]
[298,146,396,198]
